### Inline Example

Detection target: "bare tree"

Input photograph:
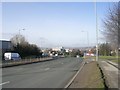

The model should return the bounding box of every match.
[10,34,42,58]
[102,3,120,57]
[10,34,28,45]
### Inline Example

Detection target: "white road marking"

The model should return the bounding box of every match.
[0,81,10,86]
[44,68,50,71]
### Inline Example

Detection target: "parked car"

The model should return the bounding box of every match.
[4,52,21,60]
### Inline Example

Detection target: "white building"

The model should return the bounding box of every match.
[65,49,73,52]
[52,47,64,52]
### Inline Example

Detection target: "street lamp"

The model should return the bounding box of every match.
[18,28,25,44]
[19,28,25,35]
[94,1,99,61]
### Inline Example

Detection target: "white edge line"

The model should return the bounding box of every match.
[64,61,85,88]
[0,81,10,86]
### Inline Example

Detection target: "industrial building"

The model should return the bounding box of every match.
[0,40,13,60]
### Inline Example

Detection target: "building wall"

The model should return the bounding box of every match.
[52,47,64,52]
[0,40,13,60]
[0,40,12,50]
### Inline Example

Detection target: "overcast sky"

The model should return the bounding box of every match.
[2,2,116,48]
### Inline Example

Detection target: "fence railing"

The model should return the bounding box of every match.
[1,55,65,68]
[2,57,53,68]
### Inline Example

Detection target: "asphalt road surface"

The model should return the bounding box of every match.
[2,57,83,88]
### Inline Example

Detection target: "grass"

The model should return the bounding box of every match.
[98,56,120,64]
[99,56,116,59]
[99,56,120,63]
[86,62,105,88]
[110,59,119,63]
[84,55,120,64]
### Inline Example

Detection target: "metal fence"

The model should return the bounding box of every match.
[2,57,53,68]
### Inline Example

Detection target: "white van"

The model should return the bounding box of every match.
[4,52,21,60]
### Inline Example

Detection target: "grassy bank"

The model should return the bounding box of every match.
[84,56,119,64]
[99,56,119,64]
[99,56,116,59]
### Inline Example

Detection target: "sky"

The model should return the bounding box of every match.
[1,2,116,48]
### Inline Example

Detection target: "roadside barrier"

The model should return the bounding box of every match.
[2,57,53,68]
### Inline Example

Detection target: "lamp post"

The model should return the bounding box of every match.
[18,28,25,44]
[94,1,99,61]
[19,28,25,35]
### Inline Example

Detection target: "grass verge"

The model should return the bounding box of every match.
[89,56,119,64]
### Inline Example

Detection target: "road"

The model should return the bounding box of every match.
[2,57,83,88]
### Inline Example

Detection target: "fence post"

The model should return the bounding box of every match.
[30,58,31,63]
[36,58,38,62]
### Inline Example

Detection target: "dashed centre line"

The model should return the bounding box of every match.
[44,68,50,71]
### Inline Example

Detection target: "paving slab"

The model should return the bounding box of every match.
[98,60,119,89]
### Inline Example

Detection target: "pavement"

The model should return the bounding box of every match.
[2,57,83,88]
[68,58,119,89]
[98,60,119,89]
[107,61,119,69]
[69,59,105,88]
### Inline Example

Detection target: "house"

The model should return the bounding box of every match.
[52,47,65,52]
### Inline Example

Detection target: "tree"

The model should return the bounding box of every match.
[10,34,28,46]
[99,43,111,56]
[102,3,120,57]
[70,49,82,57]
[10,34,42,58]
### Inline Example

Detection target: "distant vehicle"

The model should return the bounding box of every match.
[52,54,58,59]
[42,53,49,57]
[76,55,80,58]
[90,53,95,56]
[50,53,53,57]
[55,54,58,57]
[86,53,90,56]
[84,53,95,56]
[4,52,21,60]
